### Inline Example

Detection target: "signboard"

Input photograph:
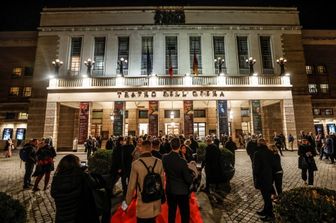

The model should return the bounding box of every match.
[16,128,26,140]
[218,100,229,136]
[113,101,124,136]
[184,100,194,136]
[79,102,90,144]
[252,100,262,135]
[2,128,13,140]
[148,101,159,136]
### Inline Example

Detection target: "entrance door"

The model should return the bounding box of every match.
[194,122,206,139]
[165,123,180,135]
[139,123,148,136]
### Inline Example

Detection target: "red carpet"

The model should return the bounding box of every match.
[111,193,203,223]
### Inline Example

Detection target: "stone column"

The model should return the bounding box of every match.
[43,102,59,149]
[282,99,298,147]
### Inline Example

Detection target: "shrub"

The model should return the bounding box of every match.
[88,149,113,175]
[0,192,27,223]
[275,187,336,223]
[196,142,207,162]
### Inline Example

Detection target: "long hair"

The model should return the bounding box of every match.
[56,154,80,174]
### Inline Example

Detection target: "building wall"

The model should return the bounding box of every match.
[57,105,78,151]
[262,102,283,143]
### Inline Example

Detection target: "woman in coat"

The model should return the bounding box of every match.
[298,138,318,186]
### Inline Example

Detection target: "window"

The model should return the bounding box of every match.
[165,36,178,75]
[5,113,15,119]
[194,109,206,118]
[141,37,153,75]
[164,109,180,118]
[118,37,129,75]
[12,67,23,78]
[308,84,318,94]
[23,87,32,97]
[190,36,202,74]
[237,36,249,74]
[194,122,206,139]
[313,108,321,115]
[69,37,82,75]
[322,108,333,115]
[93,37,106,76]
[125,110,129,119]
[259,36,274,74]
[9,87,20,96]
[320,84,329,94]
[138,110,148,119]
[18,112,28,120]
[213,36,226,74]
[317,65,327,74]
[241,108,250,117]
[24,67,33,76]
[306,65,314,75]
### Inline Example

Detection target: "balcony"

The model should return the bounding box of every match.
[48,75,291,90]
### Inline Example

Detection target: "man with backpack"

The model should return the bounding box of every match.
[22,138,38,189]
[124,140,164,223]
[163,137,193,223]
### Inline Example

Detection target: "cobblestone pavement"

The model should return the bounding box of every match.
[0,150,335,223]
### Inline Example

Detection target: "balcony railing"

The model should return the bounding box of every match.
[48,75,291,89]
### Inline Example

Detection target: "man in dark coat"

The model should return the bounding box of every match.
[23,138,38,189]
[189,135,199,154]
[163,137,193,223]
[246,135,259,162]
[105,136,115,150]
[253,138,275,221]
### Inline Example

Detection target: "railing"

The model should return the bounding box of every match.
[48,75,291,89]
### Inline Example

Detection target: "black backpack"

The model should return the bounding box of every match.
[138,159,164,203]
[19,144,30,162]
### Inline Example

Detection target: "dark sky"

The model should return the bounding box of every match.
[1,0,335,31]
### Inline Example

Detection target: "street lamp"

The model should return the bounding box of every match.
[214,57,225,75]
[276,57,287,76]
[246,57,256,76]
[118,57,128,77]
[84,58,95,77]
[52,59,63,75]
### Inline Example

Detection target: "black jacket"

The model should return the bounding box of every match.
[253,144,274,190]
[163,151,193,195]
[203,143,223,184]
[224,140,237,154]
[190,139,199,154]
[23,143,36,163]
[51,169,99,223]
[246,140,259,161]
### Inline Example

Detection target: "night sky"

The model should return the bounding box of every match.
[1,0,335,31]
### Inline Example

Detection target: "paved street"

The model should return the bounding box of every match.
[0,150,335,223]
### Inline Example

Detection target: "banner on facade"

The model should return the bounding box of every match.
[252,100,262,135]
[148,101,159,136]
[79,102,90,144]
[113,101,124,136]
[217,100,229,136]
[184,100,194,136]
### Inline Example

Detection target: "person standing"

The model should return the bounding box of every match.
[298,138,318,186]
[273,132,284,156]
[246,135,259,162]
[4,138,14,158]
[268,144,283,200]
[120,136,135,199]
[151,138,162,159]
[189,135,199,154]
[288,133,295,151]
[125,140,164,223]
[85,135,94,159]
[253,138,275,221]
[23,139,38,189]
[163,138,193,223]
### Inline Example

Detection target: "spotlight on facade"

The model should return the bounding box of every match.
[110,112,114,121]
[118,57,128,77]
[52,59,63,75]
[48,74,55,79]
[214,57,225,76]
[246,57,256,76]
[170,111,175,119]
[276,57,287,76]
[84,58,95,76]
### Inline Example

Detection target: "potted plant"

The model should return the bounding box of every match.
[0,192,27,223]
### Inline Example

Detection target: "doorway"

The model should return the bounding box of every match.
[165,123,180,135]
[139,123,148,136]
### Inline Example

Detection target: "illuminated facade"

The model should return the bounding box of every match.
[25,6,315,150]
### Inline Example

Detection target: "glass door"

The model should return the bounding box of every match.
[165,123,180,135]
[194,122,206,139]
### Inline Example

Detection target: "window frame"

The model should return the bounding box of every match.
[236,36,249,74]
[259,36,274,74]
[189,36,202,74]
[165,36,178,75]
[213,36,226,74]
[92,37,106,76]
[69,37,83,76]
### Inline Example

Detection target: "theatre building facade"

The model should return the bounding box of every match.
[27,6,314,150]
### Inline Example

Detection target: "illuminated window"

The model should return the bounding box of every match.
[320,84,329,94]
[69,37,82,75]
[118,37,129,75]
[141,36,153,75]
[138,110,148,119]
[9,87,20,96]
[23,87,32,97]
[260,36,274,74]
[12,67,23,78]
[165,36,178,75]
[93,37,106,76]
[194,109,206,118]
[190,36,202,74]
[306,65,314,74]
[317,65,327,74]
[18,112,28,120]
[213,36,226,74]
[308,84,317,94]
[164,110,180,118]
[237,36,249,74]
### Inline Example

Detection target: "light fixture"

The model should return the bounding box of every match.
[276,57,287,76]
[110,112,114,121]
[52,59,63,74]
[84,58,95,76]
[214,57,225,76]
[118,57,128,76]
[170,111,175,120]
[246,57,256,76]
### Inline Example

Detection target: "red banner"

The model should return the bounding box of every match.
[78,102,90,144]
[148,101,159,136]
[184,100,194,137]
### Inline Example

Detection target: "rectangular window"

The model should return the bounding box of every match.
[313,108,321,115]
[164,109,180,118]
[308,84,318,94]
[317,65,327,74]
[322,108,333,115]
[141,37,153,75]
[5,113,15,119]
[194,109,206,118]
[165,36,178,75]
[93,37,106,76]
[320,84,329,94]
[12,67,23,78]
[18,112,28,120]
[23,87,32,97]
[241,108,250,117]
[194,122,206,139]
[190,36,202,74]
[306,65,314,75]
[259,36,274,74]
[69,37,82,76]
[138,110,148,119]
[213,36,226,74]
[9,87,20,96]
[237,36,249,74]
[118,37,129,75]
